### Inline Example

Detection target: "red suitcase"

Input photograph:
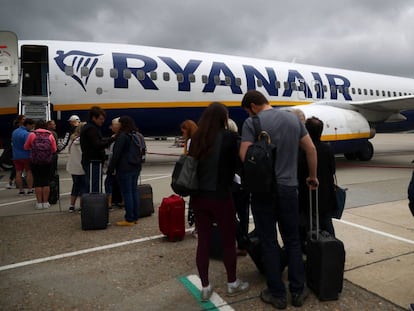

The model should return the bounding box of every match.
[158,195,185,241]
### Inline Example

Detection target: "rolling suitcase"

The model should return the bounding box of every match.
[306,189,345,300]
[158,194,185,241]
[138,183,154,217]
[81,162,108,230]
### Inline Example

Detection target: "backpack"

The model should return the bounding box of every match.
[243,116,276,193]
[31,131,53,164]
[127,132,146,166]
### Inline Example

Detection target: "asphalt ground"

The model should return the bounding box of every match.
[0,133,413,310]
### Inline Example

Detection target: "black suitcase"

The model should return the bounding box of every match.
[244,230,265,274]
[306,189,345,301]
[138,183,154,217]
[48,174,59,204]
[81,162,108,230]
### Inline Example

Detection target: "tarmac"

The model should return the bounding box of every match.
[0,133,413,310]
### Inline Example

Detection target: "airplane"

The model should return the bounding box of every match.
[1,30,414,161]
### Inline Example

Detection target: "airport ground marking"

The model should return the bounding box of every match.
[179,274,235,311]
[337,219,414,245]
[0,229,193,272]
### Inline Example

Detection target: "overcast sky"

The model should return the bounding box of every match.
[3,0,414,77]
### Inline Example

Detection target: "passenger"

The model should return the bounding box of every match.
[24,119,57,209]
[6,114,26,189]
[66,122,87,212]
[298,117,336,251]
[107,116,144,226]
[11,117,35,195]
[239,90,318,309]
[46,120,59,176]
[227,118,250,257]
[80,106,114,193]
[105,117,122,209]
[180,119,198,235]
[292,108,306,123]
[188,102,250,302]
[58,115,81,152]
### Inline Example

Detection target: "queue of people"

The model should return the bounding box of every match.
[4,92,341,309]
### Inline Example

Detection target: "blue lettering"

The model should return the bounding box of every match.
[159,57,201,92]
[243,65,278,96]
[311,72,324,99]
[112,53,158,89]
[326,74,352,100]
[282,70,312,98]
[202,62,242,94]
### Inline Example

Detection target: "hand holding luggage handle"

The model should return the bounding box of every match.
[309,187,320,240]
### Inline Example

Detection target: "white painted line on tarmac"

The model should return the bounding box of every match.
[337,219,414,245]
[0,229,192,272]
[180,274,235,311]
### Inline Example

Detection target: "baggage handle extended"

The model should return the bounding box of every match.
[309,188,320,240]
[89,161,103,193]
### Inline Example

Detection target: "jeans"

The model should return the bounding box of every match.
[251,184,304,298]
[117,170,140,222]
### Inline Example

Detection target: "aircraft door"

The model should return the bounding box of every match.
[21,45,49,96]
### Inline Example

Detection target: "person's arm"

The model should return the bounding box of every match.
[49,135,57,153]
[239,141,252,162]
[299,134,319,189]
[86,126,113,150]
[23,133,34,150]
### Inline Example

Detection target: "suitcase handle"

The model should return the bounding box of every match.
[89,161,103,193]
[309,188,320,240]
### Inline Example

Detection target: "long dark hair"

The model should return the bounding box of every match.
[119,115,137,133]
[189,102,228,159]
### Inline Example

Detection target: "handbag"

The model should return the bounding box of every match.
[171,154,198,197]
[332,174,347,219]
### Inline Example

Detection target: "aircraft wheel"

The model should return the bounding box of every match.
[344,152,357,160]
[356,141,374,161]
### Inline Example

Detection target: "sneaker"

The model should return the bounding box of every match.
[6,183,14,189]
[200,284,213,302]
[69,206,75,213]
[227,279,249,297]
[26,189,34,195]
[291,287,309,307]
[42,202,50,209]
[260,288,287,310]
[115,220,135,226]
[18,191,25,195]
[35,203,43,210]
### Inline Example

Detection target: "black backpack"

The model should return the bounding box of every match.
[243,116,276,193]
[127,132,146,166]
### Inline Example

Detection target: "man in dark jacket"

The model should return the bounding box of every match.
[80,106,114,193]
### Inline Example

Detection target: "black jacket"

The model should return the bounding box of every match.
[80,121,112,164]
[107,131,142,174]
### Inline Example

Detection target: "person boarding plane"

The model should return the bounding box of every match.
[1,30,414,161]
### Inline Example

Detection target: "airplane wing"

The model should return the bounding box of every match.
[314,95,414,123]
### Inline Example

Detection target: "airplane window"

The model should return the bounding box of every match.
[177,73,184,83]
[393,91,397,97]
[137,70,145,81]
[299,82,305,91]
[404,92,407,96]
[382,90,386,96]
[284,81,289,90]
[64,66,74,76]
[369,89,373,96]
[364,89,368,95]
[257,79,263,87]
[275,81,281,89]
[344,87,349,94]
[123,69,132,79]
[291,82,297,91]
[81,67,90,77]
[338,86,343,93]
[358,88,362,95]
[323,85,327,92]
[110,68,118,79]
[202,75,208,84]
[399,92,402,96]
[225,76,231,86]
[330,85,336,93]
[189,74,196,83]
[95,67,104,78]
[214,75,220,85]
[376,90,379,96]
[96,87,103,95]
[387,91,391,97]
[235,77,242,86]
[150,71,157,80]
[351,87,356,94]
[163,72,170,81]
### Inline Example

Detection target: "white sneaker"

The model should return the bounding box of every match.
[227,279,249,296]
[201,284,213,302]
[6,183,14,189]
[35,203,43,210]
[42,202,50,209]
